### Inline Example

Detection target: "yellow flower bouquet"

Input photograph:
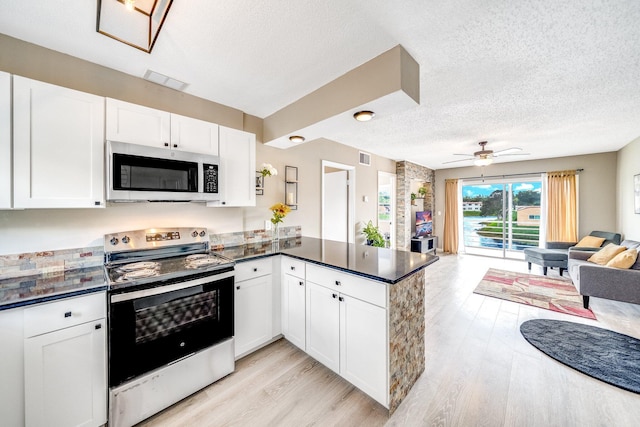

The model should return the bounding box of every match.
[270,203,291,225]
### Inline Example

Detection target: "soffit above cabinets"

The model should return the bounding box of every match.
[263,45,419,150]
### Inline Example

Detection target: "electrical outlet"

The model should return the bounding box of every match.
[265,220,272,231]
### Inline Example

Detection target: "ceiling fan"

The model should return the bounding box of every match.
[443,141,529,166]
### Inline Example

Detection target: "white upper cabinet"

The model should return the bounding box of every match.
[106,98,170,149]
[170,113,219,155]
[215,126,256,207]
[106,99,219,155]
[0,72,10,209]
[13,76,105,209]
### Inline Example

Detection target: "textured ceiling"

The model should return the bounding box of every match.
[1,0,639,169]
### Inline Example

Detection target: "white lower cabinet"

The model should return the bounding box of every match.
[234,262,273,358]
[23,292,107,427]
[339,293,387,405]
[305,282,340,373]
[281,273,306,351]
[302,262,389,408]
[0,306,25,427]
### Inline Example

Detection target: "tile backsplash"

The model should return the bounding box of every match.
[0,226,301,279]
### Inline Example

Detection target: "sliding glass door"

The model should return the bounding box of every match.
[462,178,541,258]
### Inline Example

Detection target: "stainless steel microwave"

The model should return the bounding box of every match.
[106,140,220,202]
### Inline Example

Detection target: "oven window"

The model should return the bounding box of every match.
[114,153,198,192]
[133,287,218,344]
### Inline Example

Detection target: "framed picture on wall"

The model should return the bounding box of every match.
[635,174,640,214]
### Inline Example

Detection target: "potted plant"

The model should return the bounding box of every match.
[362,221,386,247]
[418,186,427,198]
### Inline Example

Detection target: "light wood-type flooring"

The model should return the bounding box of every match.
[141,253,640,427]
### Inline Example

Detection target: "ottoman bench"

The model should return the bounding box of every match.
[524,247,569,276]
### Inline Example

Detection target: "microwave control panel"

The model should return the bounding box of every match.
[203,164,218,193]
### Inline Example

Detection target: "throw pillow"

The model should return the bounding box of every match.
[575,235,606,248]
[588,243,626,265]
[606,248,639,269]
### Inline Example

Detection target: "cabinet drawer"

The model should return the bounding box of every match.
[24,292,106,338]
[282,256,305,279]
[306,264,387,308]
[235,258,273,282]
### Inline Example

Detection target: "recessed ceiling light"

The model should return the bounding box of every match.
[289,135,305,143]
[353,110,375,122]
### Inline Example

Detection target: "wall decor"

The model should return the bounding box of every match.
[634,174,640,214]
[256,172,264,196]
[285,165,298,210]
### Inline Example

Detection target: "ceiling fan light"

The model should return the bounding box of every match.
[474,157,493,167]
[353,110,375,122]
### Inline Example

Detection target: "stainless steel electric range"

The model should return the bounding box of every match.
[104,227,235,427]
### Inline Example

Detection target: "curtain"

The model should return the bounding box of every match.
[443,179,459,254]
[546,170,578,242]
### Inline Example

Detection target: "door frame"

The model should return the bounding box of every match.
[377,171,396,249]
[321,160,356,244]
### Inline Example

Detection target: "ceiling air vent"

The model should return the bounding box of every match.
[359,151,371,166]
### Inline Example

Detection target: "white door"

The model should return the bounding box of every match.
[282,274,306,351]
[340,295,388,406]
[234,275,273,358]
[322,161,355,243]
[216,126,256,207]
[170,113,219,155]
[305,282,340,373]
[13,77,105,208]
[24,320,107,427]
[0,71,10,209]
[105,98,170,148]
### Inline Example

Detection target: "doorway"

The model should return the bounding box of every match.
[378,171,396,249]
[322,161,355,243]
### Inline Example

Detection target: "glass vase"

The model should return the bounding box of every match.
[272,222,280,242]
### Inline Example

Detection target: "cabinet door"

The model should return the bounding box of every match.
[105,98,170,148]
[170,113,219,155]
[282,273,306,351]
[234,275,273,358]
[13,77,105,208]
[0,307,25,427]
[24,319,107,427]
[217,126,256,207]
[0,72,10,209]
[340,295,388,406]
[305,282,340,373]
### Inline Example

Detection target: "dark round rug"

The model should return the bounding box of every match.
[520,319,640,394]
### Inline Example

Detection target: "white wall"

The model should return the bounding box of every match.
[616,136,640,240]
[433,152,619,247]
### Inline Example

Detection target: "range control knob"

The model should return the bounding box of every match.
[199,230,206,237]
[191,231,198,238]
[121,236,130,244]
[110,237,119,245]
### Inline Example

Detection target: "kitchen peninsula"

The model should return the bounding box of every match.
[218,236,438,414]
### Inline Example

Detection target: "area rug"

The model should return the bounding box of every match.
[473,268,596,319]
[520,319,640,393]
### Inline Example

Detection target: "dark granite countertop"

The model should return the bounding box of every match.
[215,236,438,284]
[0,266,107,311]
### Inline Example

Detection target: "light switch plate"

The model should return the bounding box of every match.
[265,220,272,231]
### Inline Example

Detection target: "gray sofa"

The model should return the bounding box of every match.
[568,239,640,308]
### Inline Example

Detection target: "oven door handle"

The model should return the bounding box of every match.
[110,270,235,303]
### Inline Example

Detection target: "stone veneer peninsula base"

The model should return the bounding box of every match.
[388,268,425,414]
